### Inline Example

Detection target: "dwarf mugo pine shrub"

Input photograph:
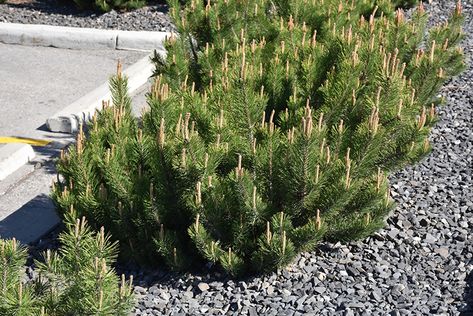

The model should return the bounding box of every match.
[53,0,465,276]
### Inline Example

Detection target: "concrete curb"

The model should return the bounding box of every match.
[0,144,35,181]
[0,23,170,51]
[46,53,157,133]
[117,30,169,51]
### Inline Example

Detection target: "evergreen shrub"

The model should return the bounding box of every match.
[53,0,465,275]
[0,215,134,315]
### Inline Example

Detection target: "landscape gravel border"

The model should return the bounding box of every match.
[0,0,174,32]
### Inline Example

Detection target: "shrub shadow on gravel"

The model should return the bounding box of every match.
[5,0,102,17]
[118,260,259,289]
[462,269,473,315]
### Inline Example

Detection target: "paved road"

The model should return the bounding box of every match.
[0,43,147,141]
[0,43,151,243]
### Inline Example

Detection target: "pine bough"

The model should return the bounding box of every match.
[0,215,134,315]
[53,0,465,275]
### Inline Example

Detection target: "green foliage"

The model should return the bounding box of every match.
[0,216,134,315]
[53,0,465,276]
[72,0,145,13]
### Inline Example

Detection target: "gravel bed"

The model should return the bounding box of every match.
[0,0,175,32]
[14,1,472,315]
[122,2,472,315]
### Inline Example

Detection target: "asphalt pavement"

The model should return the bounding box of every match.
[0,42,147,141]
[0,42,150,243]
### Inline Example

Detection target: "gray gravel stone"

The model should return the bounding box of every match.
[197,282,210,292]
[0,0,175,32]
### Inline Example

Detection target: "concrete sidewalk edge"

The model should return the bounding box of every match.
[46,52,160,133]
[0,144,35,181]
[0,23,171,51]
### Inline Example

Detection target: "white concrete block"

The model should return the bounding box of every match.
[116,31,170,51]
[0,144,35,181]
[0,23,117,50]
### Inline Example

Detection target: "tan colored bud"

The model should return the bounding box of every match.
[397,99,403,119]
[429,103,436,119]
[286,60,290,79]
[438,68,444,79]
[418,107,427,130]
[320,138,326,157]
[345,163,351,189]
[288,15,294,31]
[266,221,272,244]
[455,0,463,16]
[410,88,416,106]
[181,148,187,167]
[252,186,257,210]
[443,38,449,50]
[261,111,266,129]
[429,41,436,63]
[418,1,425,15]
[207,175,213,187]
[116,60,122,78]
[195,213,200,233]
[282,230,287,255]
[158,117,165,148]
[196,182,202,206]
[312,30,317,47]
[369,107,380,135]
[376,167,382,192]
[423,138,430,152]
[318,113,324,132]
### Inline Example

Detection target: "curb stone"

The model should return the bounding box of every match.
[0,143,35,181]
[117,30,169,51]
[0,23,170,52]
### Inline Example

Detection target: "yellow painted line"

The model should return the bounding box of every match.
[0,137,50,146]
